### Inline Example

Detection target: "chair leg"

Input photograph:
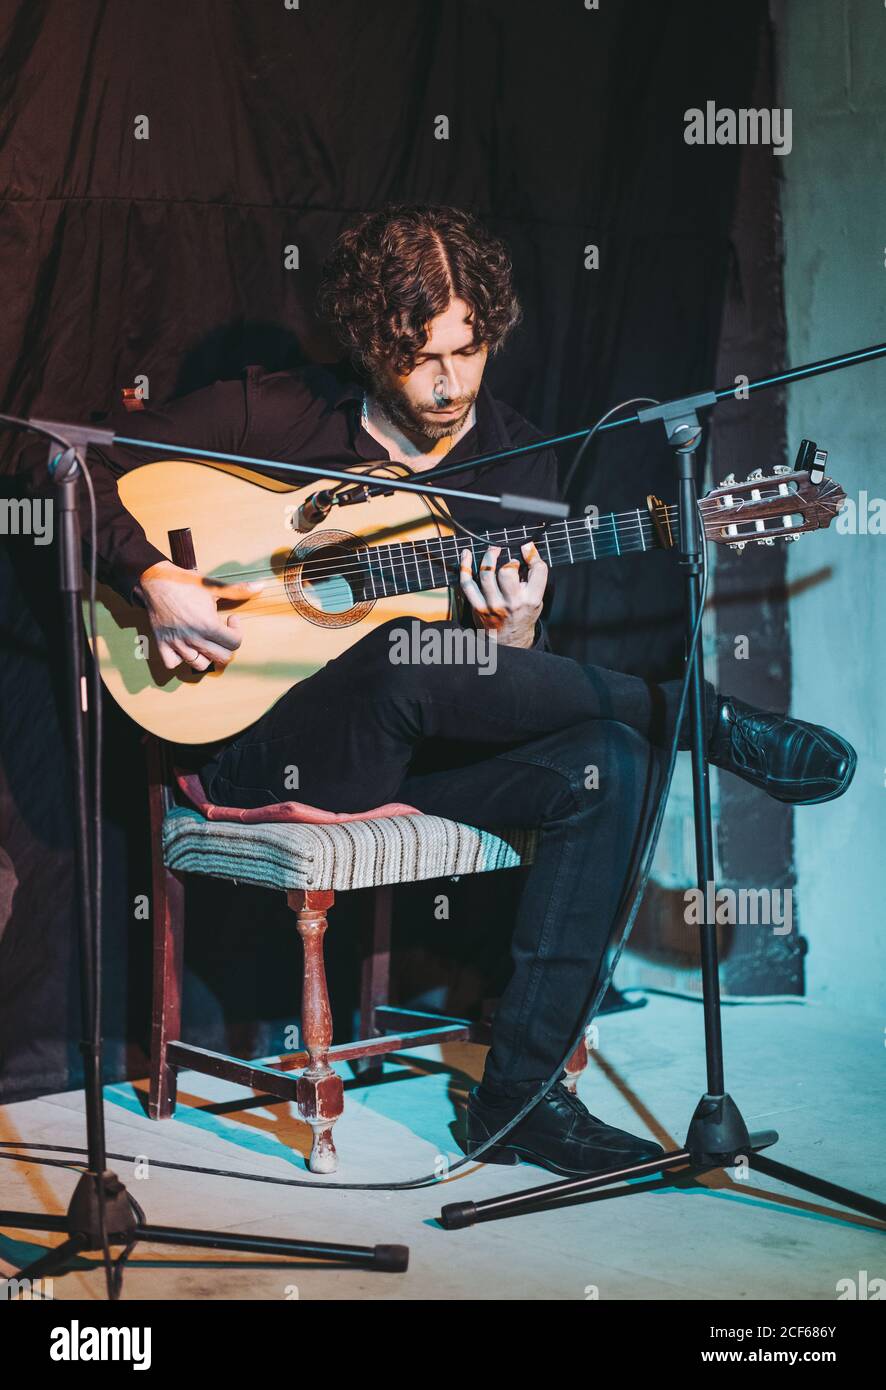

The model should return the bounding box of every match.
[564,1032,590,1094]
[149,864,185,1120]
[287,888,343,1174]
[355,884,393,1083]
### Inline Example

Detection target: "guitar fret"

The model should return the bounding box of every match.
[359,546,377,599]
[611,515,620,556]
[637,508,645,551]
[422,538,435,589]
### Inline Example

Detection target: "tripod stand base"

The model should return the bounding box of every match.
[2,1169,409,1283]
[684,1091,751,1165]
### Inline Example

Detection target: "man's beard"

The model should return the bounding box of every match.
[370,379,476,443]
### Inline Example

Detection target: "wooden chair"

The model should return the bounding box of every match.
[145,733,591,1172]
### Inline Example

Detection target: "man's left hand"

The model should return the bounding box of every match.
[459,542,548,649]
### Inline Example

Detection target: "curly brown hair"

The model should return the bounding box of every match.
[317,203,522,377]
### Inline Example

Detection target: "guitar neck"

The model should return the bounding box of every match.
[360,504,676,598]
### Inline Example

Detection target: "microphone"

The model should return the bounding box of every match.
[295,481,400,530]
[294,488,336,532]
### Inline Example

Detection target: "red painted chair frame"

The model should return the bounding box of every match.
[145,732,589,1172]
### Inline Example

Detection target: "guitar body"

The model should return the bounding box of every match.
[85,452,844,746]
[85,459,454,744]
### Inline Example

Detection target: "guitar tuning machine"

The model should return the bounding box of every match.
[718,472,736,487]
[746,468,764,481]
[728,541,747,553]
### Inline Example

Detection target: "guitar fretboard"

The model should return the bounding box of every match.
[353,507,677,599]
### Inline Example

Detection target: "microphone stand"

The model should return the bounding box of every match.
[0,410,565,1297]
[436,345,886,1230]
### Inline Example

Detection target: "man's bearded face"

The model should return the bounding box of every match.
[370,297,489,443]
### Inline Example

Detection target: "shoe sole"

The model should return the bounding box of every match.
[467,1141,664,1178]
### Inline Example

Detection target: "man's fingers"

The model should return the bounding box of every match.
[189,634,237,665]
[156,621,239,666]
[189,619,242,654]
[520,542,549,602]
[458,549,488,611]
[204,577,265,603]
[496,557,523,599]
[477,546,506,608]
[165,636,208,669]
[156,639,182,671]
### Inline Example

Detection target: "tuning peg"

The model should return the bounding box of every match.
[773,464,791,475]
[758,537,775,546]
[746,468,763,481]
[782,534,800,543]
[728,541,746,553]
[718,473,736,487]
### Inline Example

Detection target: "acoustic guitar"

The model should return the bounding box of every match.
[84,458,845,744]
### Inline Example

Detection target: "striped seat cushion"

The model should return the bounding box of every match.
[162,805,537,892]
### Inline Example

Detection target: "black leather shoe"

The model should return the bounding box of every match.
[709,696,857,805]
[465,1081,664,1178]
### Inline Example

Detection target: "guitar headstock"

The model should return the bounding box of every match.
[700,467,846,552]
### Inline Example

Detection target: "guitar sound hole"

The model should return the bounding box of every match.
[284,530,376,629]
[301,545,367,612]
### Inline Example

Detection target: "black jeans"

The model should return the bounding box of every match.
[199,619,717,1098]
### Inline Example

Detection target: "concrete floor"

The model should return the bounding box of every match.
[1,994,883,1300]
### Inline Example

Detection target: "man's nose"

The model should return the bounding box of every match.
[435,363,463,400]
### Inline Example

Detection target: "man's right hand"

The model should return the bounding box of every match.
[133,560,265,673]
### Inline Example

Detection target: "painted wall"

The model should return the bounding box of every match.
[778,0,886,1008]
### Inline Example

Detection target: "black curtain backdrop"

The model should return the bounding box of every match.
[0,0,767,1100]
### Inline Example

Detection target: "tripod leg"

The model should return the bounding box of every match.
[748,1152,886,1223]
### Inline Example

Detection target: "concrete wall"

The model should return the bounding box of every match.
[777,0,886,1008]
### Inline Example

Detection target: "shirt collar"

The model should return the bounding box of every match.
[332,371,510,459]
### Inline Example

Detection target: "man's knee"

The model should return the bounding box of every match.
[525,719,659,809]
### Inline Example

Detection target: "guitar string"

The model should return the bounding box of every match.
[217,519,806,617]
[206,483,815,589]
[209,522,660,594]
[200,495,808,594]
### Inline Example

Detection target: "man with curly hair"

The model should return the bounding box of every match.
[69,204,855,1178]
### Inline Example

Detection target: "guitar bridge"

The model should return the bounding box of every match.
[646,494,674,549]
